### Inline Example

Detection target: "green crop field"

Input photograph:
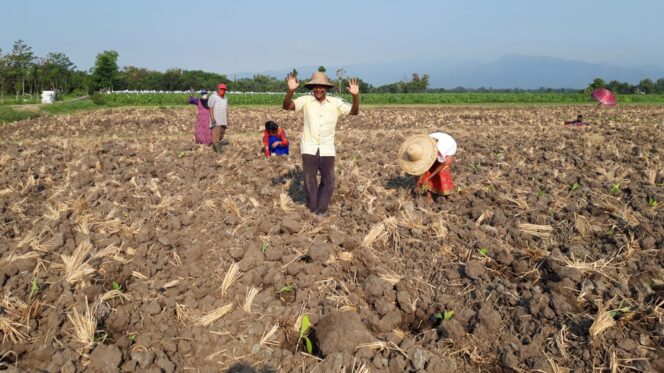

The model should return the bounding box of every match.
[94,92,664,106]
[3,92,663,125]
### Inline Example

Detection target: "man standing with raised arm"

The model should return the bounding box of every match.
[208,83,229,153]
[282,72,360,216]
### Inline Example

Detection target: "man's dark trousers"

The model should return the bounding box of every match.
[302,150,335,214]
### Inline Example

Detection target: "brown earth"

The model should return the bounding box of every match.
[0,105,663,372]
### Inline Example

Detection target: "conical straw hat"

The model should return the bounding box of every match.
[304,72,335,89]
[398,135,438,175]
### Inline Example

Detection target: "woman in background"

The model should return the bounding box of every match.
[188,89,212,145]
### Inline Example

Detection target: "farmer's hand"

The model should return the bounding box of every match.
[347,78,360,96]
[271,141,281,149]
[286,73,299,92]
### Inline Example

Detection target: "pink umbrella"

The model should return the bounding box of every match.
[592,88,617,106]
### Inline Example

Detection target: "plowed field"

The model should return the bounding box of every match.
[1,105,662,372]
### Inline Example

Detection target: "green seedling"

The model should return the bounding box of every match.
[647,197,658,208]
[128,334,137,343]
[537,188,546,198]
[570,182,581,192]
[299,315,313,354]
[495,152,505,161]
[609,184,621,195]
[177,151,186,158]
[112,281,122,291]
[455,186,464,193]
[279,285,294,293]
[122,212,129,219]
[609,306,631,319]
[260,243,269,253]
[478,248,489,257]
[434,310,455,321]
[30,278,40,297]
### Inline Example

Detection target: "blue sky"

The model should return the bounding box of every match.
[2,0,663,74]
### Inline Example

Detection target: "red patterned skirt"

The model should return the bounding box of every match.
[417,161,455,195]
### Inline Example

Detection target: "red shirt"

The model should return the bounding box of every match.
[262,128,289,157]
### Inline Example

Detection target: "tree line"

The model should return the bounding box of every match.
[586,77,664,95]
[0,41,424,97]
[2,40,664,99]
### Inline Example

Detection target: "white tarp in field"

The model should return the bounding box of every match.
[41,91,56,104]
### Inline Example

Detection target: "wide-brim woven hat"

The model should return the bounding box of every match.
[398,135,438,175]
[304,72,335,89]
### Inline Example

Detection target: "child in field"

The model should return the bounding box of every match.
[564,114,589,126]
[262,121,289,157]
[399,133,457,202]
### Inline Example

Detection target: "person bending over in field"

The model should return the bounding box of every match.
[564,114,590,126]
[188,89,212,145]
[399,133,457,203]
[282,72,360,217]
[208,83,229,153]
[262,120,289,157]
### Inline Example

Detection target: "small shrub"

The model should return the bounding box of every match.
[90,94,107,105]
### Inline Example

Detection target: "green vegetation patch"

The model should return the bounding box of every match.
[0,107,40,124]
[98,92,664,107]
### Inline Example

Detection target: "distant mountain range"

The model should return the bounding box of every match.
[232,54,664,90]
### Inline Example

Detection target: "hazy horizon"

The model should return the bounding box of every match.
[2,0,663,77]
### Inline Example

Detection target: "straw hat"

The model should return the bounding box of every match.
[305,72,335,89]
[398,135,438,175]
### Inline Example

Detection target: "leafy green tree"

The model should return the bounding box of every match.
[586,78,606,93]
[372,72,429,93]
[8,39,36,97]
[335,68,346,93]
[92,50,120,91]
[317,65,326,73]
[69,70,93,95]
[181,70,226,91]
[144,71,165,90]
[119,66,152,90]
[0,48,6,99]
[606,80,633,95]
[41,52,75,92]
[163,68,183,90]
[655,78,664,94]
[638,79,655,94]
[234,74,283,92]
[589,78,606,89]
